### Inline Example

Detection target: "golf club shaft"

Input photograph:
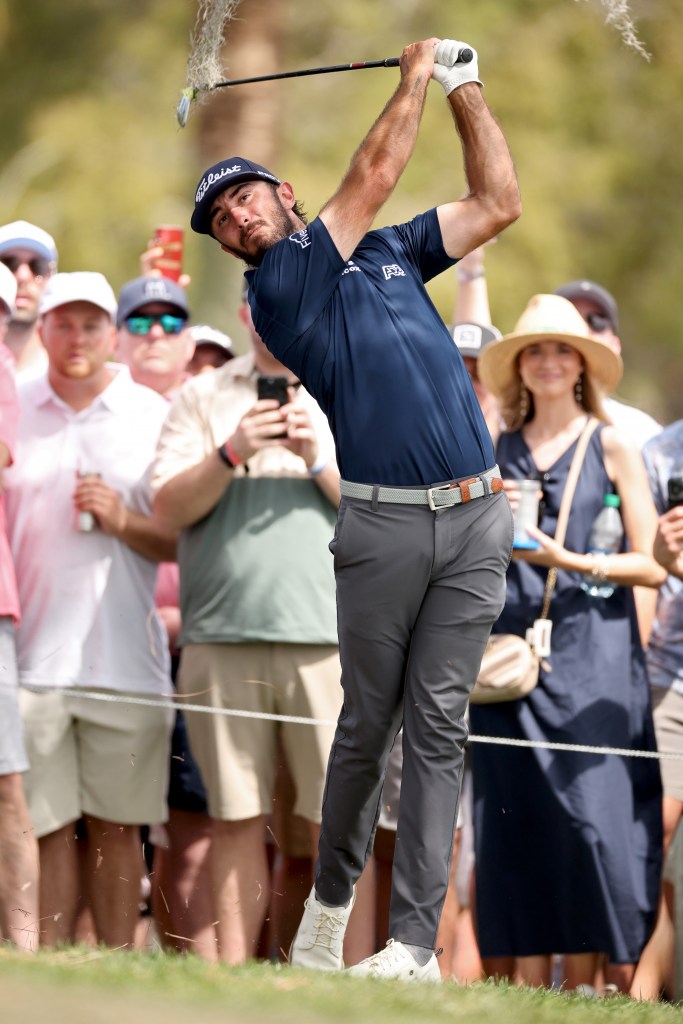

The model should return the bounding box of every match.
[208,49,473,91]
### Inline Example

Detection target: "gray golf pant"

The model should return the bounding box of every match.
[315,486,513,948]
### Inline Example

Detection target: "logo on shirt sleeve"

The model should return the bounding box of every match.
[289,229,311,249]
[382,263,406,280]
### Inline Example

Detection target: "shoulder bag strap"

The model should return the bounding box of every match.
[540,416,600,619]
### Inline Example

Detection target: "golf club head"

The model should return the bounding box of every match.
[177,87,198,129]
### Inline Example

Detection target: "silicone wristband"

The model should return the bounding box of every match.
[218,439,242,468]
[308,456,330,477]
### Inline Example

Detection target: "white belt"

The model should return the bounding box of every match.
[340,466,503,512]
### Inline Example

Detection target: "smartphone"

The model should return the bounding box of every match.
[257,375,289,438]
[667,475,683,510]
[152,225,183,282]
[257,375,290,406]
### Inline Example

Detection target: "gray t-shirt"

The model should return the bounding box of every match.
[178,475,338,645]
[643,420,683,692]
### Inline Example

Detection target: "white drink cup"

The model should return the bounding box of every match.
[513,479,541,550]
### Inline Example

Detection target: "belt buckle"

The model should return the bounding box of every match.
[427,482,458,512]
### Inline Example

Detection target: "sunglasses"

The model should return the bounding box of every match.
[584,311,612,333]
[0,254,51,278]
[125,314,187,336]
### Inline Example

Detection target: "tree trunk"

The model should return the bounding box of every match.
[195,0,285,167]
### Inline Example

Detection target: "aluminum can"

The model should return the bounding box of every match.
[76,471,101,532]
[152,225,184,282]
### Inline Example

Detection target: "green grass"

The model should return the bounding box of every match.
[0,949,680,1024]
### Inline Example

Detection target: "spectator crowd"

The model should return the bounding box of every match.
[0,205,682,1002]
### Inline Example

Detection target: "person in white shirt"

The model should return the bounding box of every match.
[3,272,176,949]
[554,279,661,449]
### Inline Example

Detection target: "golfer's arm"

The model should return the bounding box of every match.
[437,85,521,259]
[153,450,234,531]
[319,70,431,260]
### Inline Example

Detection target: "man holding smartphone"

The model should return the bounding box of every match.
[151,284,342,965]
[188,37,520,980]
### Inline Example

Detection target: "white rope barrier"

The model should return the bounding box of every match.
[45,686,683,763]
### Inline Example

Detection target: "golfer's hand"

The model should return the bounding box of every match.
[433,39,482,95]
[400,38,439,82]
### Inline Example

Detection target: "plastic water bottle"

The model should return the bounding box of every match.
[580,494,623,598]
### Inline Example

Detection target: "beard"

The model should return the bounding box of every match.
[225,196,297,268]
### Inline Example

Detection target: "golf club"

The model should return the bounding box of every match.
[177,48,474,127]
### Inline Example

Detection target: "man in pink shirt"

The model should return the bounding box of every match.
[0,261,39,950]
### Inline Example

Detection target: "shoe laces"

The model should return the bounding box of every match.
[305,897,345,950]
[363,938,406,973]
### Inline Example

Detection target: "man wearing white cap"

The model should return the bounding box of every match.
[3,271,176,949]
[187,324,234,376]
[0,262,40,950]
[0,220,57,380]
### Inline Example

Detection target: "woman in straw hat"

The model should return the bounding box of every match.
[470,294,665,992]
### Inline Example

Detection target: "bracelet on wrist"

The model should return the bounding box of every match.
[218,439,242,469]
[308,456,330,477]
[589,553,610,582]
[457,268,485,283]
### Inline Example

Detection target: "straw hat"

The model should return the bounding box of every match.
[478,294,623,398]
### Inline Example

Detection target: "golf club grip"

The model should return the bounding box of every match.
[385,48,473,67]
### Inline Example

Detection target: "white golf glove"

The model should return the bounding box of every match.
[433,39,482,95]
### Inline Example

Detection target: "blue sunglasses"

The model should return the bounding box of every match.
[125,314,187,336]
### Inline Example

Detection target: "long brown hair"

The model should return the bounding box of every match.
[500,352,609,432]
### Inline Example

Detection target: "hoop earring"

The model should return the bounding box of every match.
[575,374,583,406]
[520,383,529,420]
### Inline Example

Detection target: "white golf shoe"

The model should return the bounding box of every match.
[289,885,356,972]
[347,939,442,982]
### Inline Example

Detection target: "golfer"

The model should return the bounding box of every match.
[190,37,520,981]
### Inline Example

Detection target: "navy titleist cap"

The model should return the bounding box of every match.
[117,276,190,327]
[191,158,281,236]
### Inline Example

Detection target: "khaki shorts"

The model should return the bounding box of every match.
[651,685,683,802]
[19,688,173,838]
[177,643,342,823]
[0,618,29,775]
[270,747,315,859]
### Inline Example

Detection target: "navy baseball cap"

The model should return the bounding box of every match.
[554,280,619,332]
[116,276,189,327]
[191,157,282,236]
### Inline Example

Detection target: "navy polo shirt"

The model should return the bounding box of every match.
[247,209,494,486]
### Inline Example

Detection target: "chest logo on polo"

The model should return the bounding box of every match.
[382,263,406,280]
[342,260,361,276]
[289,229,311,249]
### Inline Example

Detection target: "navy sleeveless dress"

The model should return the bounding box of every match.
[470,425,662,963]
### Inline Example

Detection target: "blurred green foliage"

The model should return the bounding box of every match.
[0,0,680,419]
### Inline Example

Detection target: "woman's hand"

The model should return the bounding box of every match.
[512,524,568,569]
